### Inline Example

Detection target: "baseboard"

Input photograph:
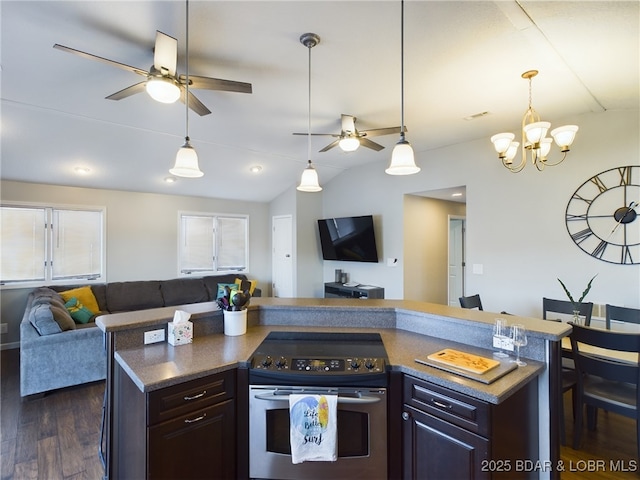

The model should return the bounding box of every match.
[1,342,20,350]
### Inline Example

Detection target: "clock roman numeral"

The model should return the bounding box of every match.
[622,245,634,264]
[571,228,593,244]
[572,193,593,205]
[566,213,587,221]
[592,240,608,258]
[618,166,632,186]
[589,175,607,193]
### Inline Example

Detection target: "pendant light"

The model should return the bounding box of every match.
[170,0,203,178]
[297,33,322,192]
[386,0,420,176]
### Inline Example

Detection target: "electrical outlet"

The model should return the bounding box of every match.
[144,329,165,345]
[0,323,7,334]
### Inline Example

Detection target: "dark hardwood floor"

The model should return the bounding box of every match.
[1,349,104,480]
[1,348,638,479]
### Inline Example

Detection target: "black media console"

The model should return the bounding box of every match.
[324,282,385,299]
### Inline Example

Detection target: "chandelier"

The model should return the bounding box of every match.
[490,70,579,173]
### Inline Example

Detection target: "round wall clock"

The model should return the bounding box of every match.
[565,165,639,265]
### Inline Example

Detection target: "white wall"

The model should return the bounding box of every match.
[318,109,640,317]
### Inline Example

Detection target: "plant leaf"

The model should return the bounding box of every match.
[577,274,598,303]
[557,278,575,304]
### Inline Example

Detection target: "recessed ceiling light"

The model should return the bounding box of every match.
[74,167,90,175]
[164,176,177,183]
[249,165,263,173]
[452,192,463,197]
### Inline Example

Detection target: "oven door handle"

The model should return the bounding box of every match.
[253,392,381,405]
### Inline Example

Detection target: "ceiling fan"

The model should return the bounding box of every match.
[294,114,405,152]
[53,30,252,116]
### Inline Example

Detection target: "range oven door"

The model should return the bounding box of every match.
[249,385,387,480]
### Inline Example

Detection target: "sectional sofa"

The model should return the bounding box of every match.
[20,274,260,397]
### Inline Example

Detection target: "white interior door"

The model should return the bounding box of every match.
[272,215,293,298]
[448,217,465,306]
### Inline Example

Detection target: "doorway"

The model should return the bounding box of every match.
[272,215,294,298]
[448,216,466,307]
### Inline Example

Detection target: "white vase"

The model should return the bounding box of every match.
[223,309,247,336]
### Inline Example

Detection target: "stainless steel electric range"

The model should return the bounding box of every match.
[248,331,389,480]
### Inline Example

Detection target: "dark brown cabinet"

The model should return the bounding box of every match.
[402,375,538,480]
[113,366,236,479]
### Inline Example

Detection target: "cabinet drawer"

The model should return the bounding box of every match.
[403,375,489,436]
[149,369,235,425]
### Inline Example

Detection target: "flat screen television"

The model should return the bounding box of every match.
[317,215,379,262]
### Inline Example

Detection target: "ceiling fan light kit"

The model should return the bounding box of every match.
[297,32,322,193]
[145,75,181,103]
[339,136,360,152]
[491,70,579,173]
[386,0,420,176]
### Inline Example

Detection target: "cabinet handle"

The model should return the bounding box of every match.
[431,399,452,410]
[184,390,207,401]
[402,412,410,421]
[184,413,207,424]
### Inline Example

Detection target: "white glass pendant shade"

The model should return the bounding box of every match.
[523,121,550,144]
[170,139,203,178]
[504,142,519,164]
[539,138,553,159]
[491,132,515,156]
[551,125,579,151]
[386,139,420,175]
[297,161,322,192]
[146,77,181,103]
[339,137,360,152]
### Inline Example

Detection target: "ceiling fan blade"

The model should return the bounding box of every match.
[359,126,403,138]
[153,31,177,76]
[53,44,148,77]
[359,137,385,151]
[292,133,339,137]
[319,139,341,153]
[341,114,356,134]
[182,75,252,94]
[180,89,211,116]
[105,82,147,100]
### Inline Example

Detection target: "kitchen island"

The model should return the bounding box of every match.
[97,297,569,479]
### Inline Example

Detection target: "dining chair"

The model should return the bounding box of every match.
[568,322,640,458]
[543,297,593,326]
[606,304,640,330]
[459,294,483,310]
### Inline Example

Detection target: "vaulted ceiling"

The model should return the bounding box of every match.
[1,1,638,202]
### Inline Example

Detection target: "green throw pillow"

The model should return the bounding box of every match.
[64,297,93,324]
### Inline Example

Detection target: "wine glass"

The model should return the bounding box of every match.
[492,318,509,358]
[510,324,528,366]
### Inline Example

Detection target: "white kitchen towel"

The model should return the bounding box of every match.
[289,394,338,464]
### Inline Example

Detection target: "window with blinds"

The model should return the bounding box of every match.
[1,205,105,286]
[179,213,248,275]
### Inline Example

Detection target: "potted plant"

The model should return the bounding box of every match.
[557,275,597,324]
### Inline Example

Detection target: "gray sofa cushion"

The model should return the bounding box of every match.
[106,280,164,312]
[161,278,209,307]
[50,305,76,331]
[29,303,63,335]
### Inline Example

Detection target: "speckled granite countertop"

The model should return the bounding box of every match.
[115,324,544,404]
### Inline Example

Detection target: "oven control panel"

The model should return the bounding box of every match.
[251,356,386,374]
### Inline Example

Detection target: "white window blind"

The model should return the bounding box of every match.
[1,205,105,286]
[179,213,248,274]
[0,207,46,282]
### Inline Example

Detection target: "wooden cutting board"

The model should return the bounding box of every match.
[427,348,500,375]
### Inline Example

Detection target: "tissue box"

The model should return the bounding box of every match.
[168,320,193,346]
